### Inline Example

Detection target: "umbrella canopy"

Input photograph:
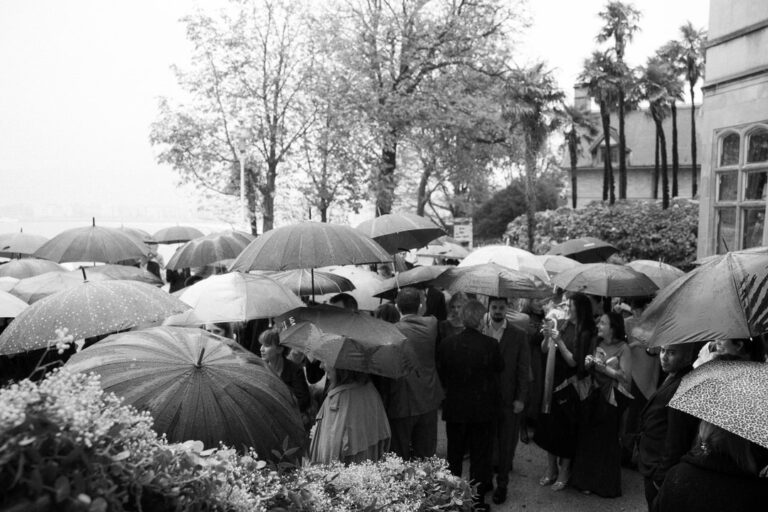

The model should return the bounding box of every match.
[669,360,768,449]
[33,220,151,264]
[416,242,470,260]
[230,222,391,273]
[459,245,550,283]
[120,226,157,246]
[535,254,583,277]
[355,212,445,253]
[163,272,303,326]
[0,280,190,355]
[546,237,618,263]
[10,270,111,303]
[626,260,685,290]
[315,265,385,311]
[65,326,305,456]
[637,248,768,347]
[0,277,19,292]
[374,265,450,300]
[279,321,416,378]
[432,263,552,299]
[552,263,659,298]
[278,304,406,346]
[81,264,163,286]
[0,231,48,258]
[0,258,65,279]
[271,269,355,296]
[0,290,28,318]
[152,225,205,244]
[165,231,255,270]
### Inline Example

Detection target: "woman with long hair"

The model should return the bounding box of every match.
[534,292,596,491]
[570,311,633,497]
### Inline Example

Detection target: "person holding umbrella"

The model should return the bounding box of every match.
[259,330,311,428]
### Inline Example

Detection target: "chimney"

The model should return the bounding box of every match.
[574,84,590,112]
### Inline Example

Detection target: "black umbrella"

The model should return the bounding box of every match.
[546,237,618,263]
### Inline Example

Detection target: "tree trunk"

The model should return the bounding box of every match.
[690,83,698,197]
[245,169,259,236]
[671,102,679,198]
[525,143,537,252]
[319,204,328,223]
[653,129,660,200]
[618,90,627,200]
[375,128,398,216]
[599,101,614,203]
[569,131,578,208]
[261,161,278,232]
[656,117,670,209]
[416,160,434,216]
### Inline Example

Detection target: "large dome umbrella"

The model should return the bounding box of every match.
[535,254,583,278]
[0,280,190,355]
[459,245,550,284]
[626,259,685,290]
[669,360,768,449]
[163,272,303,326]
[552,263,658,298]
[546,237,618,263]
[374,265,450,300]
[33,218,150,264]
[152,225,205,244]
[315,265,386,311]
[0,258,65,279]
[0,230,48,258]
[165,231,254,270]
[271,269,355,297]
[0,290,28,318]
[432,263,552,299]
[355,212,445,254]
[65,326,305,457]
[637,247,768,348]
[10,270,111,303]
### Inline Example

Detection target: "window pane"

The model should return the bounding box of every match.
[717,172,738,201]
[748,130,768,163]
[720,133,740,166]
[716,208,736,254]
[742,209,765,249]
[745,172,768,200]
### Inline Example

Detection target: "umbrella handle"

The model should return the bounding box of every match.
[196,347,206,368]
[81,267,87,282]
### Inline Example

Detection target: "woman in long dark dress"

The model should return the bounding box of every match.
[534,293,596,491]
[570,311,633,497]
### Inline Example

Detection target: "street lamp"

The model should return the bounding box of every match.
[234,126,249,230]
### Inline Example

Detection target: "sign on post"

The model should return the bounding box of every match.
[452,217,473,249]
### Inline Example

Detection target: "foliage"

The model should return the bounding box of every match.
[0,369,472,512]
[504,199,699,267]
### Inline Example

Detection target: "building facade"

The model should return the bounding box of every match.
[697,0,768,257]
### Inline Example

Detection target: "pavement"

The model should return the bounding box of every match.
[435,421,647,512]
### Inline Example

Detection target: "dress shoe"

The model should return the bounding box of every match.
[492,486,507,504]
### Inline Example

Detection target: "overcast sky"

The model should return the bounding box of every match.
[0,0,709,230]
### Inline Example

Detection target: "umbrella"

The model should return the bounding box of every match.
[552,263,658,298]
[65,326,305,456]
[546,237,618,263]
[458,245,550,283]
[271,269,355,296]
[432,263,552,299]
[0,231,48,258]
[355,212,445,253]
[0,277,19,292]
[0,280,190,355]
[163,272,303,326]
[535,254,583,277]
[626,260,685,290]
[33,219,151,264]
[277,304,406,346]
[0,290,27,318]
[315,265,385,311]
[120,226,157,246]
[416,242,470,260]
[165,231,254,270]
[10,270,111,303]
[637,247,768,347]
[152,225,205,244]
[0,258,65,279]
[374,265,450,300]
[230,221,391,272]
[669,360,768,449]
[279,321,416,378]
[81,264,163,286]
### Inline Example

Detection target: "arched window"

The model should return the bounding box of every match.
[720,132,740,166]
[747,127,768,163]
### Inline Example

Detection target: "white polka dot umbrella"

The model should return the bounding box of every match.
[65,326,305,456]
[670,360,768,450]
[0,280,190,355]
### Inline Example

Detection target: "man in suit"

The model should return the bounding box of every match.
[437,299,504,512]
[637,343,699,511]
[384,287,444,460]
[483,296,530,505]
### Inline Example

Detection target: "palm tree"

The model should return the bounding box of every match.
[597,1,642,200]
[679,22,707,197]
[504,63,564,251]
[657,41,687,197]
[579,50,620,204]
[562,104,598,208]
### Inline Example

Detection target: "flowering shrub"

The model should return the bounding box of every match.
[0,369,473,512]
